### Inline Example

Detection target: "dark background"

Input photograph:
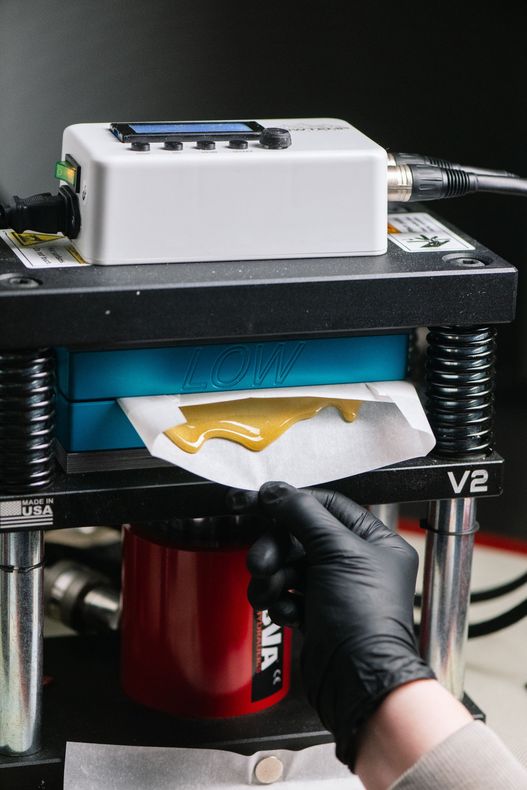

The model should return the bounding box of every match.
[0,0,525,534]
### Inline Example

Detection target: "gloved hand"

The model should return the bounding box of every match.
[227,481,435,769]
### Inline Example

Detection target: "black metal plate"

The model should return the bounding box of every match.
[0,210,517,350]
[0,453,504,532]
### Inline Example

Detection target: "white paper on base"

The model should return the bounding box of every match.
[64,741,362,789]
[118,381,435,491]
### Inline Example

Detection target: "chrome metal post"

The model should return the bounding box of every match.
[0,530,44,755]
[369,503,399,532]
[419,497,477,698]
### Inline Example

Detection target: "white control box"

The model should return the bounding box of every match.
[61,118,387,265]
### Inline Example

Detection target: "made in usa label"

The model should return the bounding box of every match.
[0,497,54,529]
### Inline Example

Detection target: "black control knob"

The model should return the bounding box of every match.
[131,141,150,152]
[259,128,292,149]
[229,139,248,150]
[197,140,216,151]
[164,140,183,150]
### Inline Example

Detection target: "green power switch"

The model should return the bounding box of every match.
[55,155,80,192]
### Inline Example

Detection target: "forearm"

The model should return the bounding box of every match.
[355,679,472,790]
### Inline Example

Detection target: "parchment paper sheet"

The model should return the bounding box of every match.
[119,381,435,490]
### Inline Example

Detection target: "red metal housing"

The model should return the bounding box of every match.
[121,524,291,718]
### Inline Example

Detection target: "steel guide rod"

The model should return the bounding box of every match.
[0,530,44,754]
[419,497,477,697]
[369,503,399,532]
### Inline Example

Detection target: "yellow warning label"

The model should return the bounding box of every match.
[9,231,64,247]
[0,229,89,268]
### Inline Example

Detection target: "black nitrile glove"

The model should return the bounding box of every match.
[228,481,435,769]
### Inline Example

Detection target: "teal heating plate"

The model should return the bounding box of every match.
[55,334,409,452]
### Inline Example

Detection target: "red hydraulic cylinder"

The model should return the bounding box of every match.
[121,519,292,718]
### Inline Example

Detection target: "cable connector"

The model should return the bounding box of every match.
[0,185,80,238]
[388,164,476,202]
[388,163,527,202]
[387,151,518,179]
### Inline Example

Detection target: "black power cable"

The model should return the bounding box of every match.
[388,151,518,179]
[414,569,527,638]
[415,602,527,639]
[0,185,80,238]
[468,600,527,638]
[415,569,527,608]
[473,174,527,196]
[388,164,527,202]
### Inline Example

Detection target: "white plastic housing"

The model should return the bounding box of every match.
[61,118,387,265]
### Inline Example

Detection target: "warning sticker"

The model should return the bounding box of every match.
[0,230,88,268]
[388,213,475,253]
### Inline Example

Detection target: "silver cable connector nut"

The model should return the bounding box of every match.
[387,163,413,202]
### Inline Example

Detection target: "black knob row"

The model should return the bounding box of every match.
[130,139,245,152]
[130,130,291,152]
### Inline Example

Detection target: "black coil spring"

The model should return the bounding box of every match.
[0,349,55,491]
[425,326,496,457]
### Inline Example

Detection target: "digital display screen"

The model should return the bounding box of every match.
[129,122,253,134]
